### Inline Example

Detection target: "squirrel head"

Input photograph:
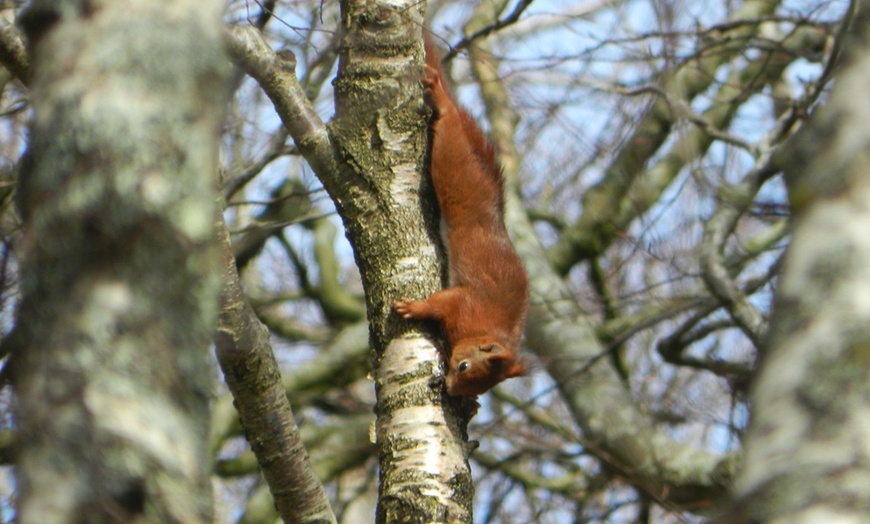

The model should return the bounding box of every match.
[445,339,527,396]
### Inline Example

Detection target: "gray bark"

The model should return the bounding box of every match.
[215,216,337,524]
[726,1,870,521]
[11,1,228,521]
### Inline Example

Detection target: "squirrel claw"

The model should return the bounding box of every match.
[393,299,414,319]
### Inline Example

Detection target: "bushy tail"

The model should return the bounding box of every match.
[424,32,445,85]
[422,33,506,214]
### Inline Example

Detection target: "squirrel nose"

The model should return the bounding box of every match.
[444,373,457,394]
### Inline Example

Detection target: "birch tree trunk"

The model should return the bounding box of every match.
[332,1,477,521]
[11,1,228,521]
[227,0,478,519]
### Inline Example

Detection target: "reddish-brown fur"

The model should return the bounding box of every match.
[393,36,530,397]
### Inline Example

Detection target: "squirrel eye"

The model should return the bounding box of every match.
[458,361,470,373]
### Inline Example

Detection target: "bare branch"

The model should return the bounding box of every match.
[215,216,337,524]
[441,0,535,62]
[225,25,341,197]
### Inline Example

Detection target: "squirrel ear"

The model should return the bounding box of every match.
[503,360,528,379]
[504,354,535,378]
[483,347,530,378]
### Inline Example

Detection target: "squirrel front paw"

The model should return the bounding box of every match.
[393,299,415,319]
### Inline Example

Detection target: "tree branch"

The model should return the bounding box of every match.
[225,25,343,199]
[215,215,337,524]
[466,19,736,509]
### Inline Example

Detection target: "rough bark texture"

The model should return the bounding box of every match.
[727,2,870,521]
[215,216,337,524]
[0,17,29,84]
[228,1,477,520]
[334,2,477,522]
[11,1,228,521]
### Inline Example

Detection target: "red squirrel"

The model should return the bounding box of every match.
[393,36,530,397]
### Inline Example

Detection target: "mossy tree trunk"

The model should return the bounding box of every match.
[227,0,478,519]
[11,0,229,521]
[331,1,477,521]
[727,2,870,520]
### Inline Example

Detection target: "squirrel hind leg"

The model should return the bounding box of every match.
[422,69,452,118]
